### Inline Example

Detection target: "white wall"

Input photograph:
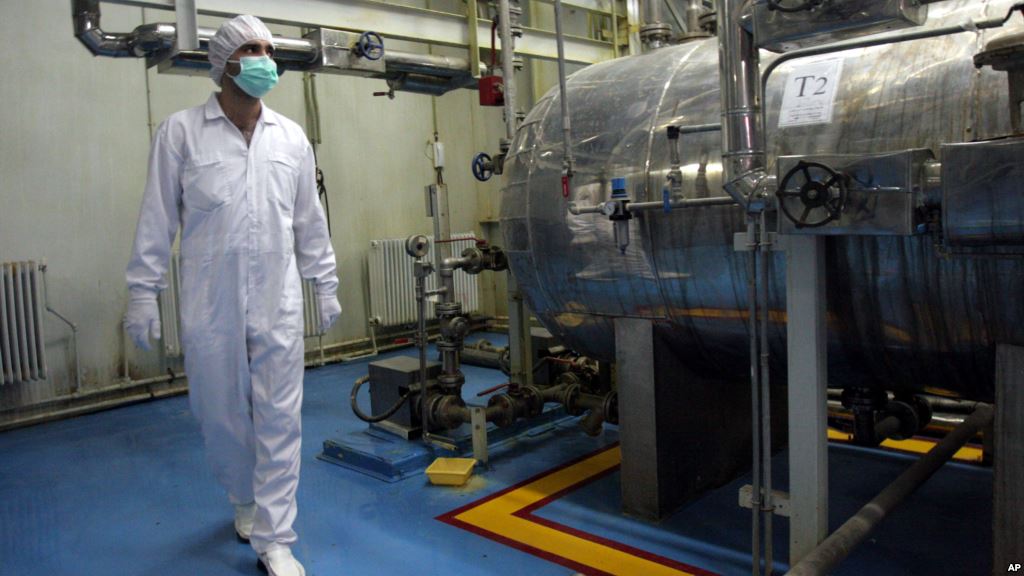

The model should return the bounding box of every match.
[0,0,540,413]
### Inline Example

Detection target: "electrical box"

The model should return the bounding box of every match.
[478,75,505,106]
[368,356,441,439]
[776,149,933,236]
[753,0,928,53]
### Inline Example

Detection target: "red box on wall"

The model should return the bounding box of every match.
[478,76,505,107]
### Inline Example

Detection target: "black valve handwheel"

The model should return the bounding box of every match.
[776,160,848,229]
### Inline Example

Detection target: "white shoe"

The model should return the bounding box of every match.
[257,547,305,576]
[234,502,256,543]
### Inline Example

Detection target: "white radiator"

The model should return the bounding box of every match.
[158,255,326,358]
[0,261,48,385]
[368,233,480,327]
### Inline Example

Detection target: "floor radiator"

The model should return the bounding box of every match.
[1,261,48,385]
[368,234,480,327]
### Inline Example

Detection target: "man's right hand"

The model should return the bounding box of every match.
[124,290,162,351]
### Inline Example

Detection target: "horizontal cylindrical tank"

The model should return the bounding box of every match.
[500,0,1024,401]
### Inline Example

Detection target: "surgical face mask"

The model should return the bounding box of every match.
[226,55,279,98]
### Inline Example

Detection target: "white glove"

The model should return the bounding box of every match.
[318,293,341,334]
[124,289,161,351]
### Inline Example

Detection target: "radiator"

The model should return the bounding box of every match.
[0,261,48,385]
[368,233,480,327]
[158,255,326,358]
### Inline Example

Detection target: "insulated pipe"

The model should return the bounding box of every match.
[498,0,518,143]
[553,0,576,181]
[73,0,133,56]
[785,404,994,576]
[716,0,768,208]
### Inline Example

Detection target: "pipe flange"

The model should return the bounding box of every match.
[603,391,619,425]
[885,400,920,441]
[429,394,466,430]
[435,302,462,316]
[561,383,584,416]
[486,393,517,428]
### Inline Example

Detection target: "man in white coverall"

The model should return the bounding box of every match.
[124,15,339,576]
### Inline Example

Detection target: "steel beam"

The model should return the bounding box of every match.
[785,234,829,565]
[105,0,616,63]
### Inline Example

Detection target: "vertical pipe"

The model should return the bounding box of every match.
[498,0,518,142]
[715,0,766,204]
[746,217,762,576]
[553,0,575,179]
[174,0,198,52]
[759,210,774,574]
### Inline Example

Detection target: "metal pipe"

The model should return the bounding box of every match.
[785,404,995,576]
[174,0,198,52]
[73,0,134,56]
[41,265,80,394]
[498,0,519,142]
[758,209,773,574]
[746,216,762,576]
[716,0,768,209]
[628,195,737,212]
[553,0,576,180]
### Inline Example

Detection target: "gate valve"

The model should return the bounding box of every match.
[354,31,385,61]
[472,152,494,182]
[776,160,849,229]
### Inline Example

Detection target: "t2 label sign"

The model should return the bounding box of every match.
[778,58,844,128]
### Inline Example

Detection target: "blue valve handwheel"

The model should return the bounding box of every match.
[357,31,385,61]
[472,153,494,182]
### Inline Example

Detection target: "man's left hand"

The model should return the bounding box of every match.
[317,293,341,334]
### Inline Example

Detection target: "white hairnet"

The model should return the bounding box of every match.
[208,15,274,86]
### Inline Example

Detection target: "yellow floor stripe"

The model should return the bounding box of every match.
[827,428,984,463]
[452,446,708,576]
[446,431,983,576]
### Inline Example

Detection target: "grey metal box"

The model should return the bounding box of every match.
[942,137,1024,247]
[754,0,928,53]
[368,356,440,434]
[776,149,932,236]
[305,28,386,76]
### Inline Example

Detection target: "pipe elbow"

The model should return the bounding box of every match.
[724,168,771,212]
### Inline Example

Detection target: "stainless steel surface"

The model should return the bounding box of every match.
[500,0,1023,401]
[942,137,1024,246]
[753,0,928,53]
[775,149,934,236]
[785,403,994,576]
[174,0,197,52]
[717,0,768,208]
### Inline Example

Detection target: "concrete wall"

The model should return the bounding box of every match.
[0,0,539,414]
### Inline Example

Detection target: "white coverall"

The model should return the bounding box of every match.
[125,94,338,553]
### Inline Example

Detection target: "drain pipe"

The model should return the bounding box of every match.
[786,404,994,576]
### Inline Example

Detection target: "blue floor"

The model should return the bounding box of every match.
[0,332,993,575]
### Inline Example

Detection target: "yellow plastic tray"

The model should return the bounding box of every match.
[425,457,476,486]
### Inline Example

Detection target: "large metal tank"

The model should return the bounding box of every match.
[500,0,1024,401]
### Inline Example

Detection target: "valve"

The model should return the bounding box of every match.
[472,152,494,182]
[354,31,385,61]
[776,160,849,229]
[405,234,430,258]
[604,177,632,254]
